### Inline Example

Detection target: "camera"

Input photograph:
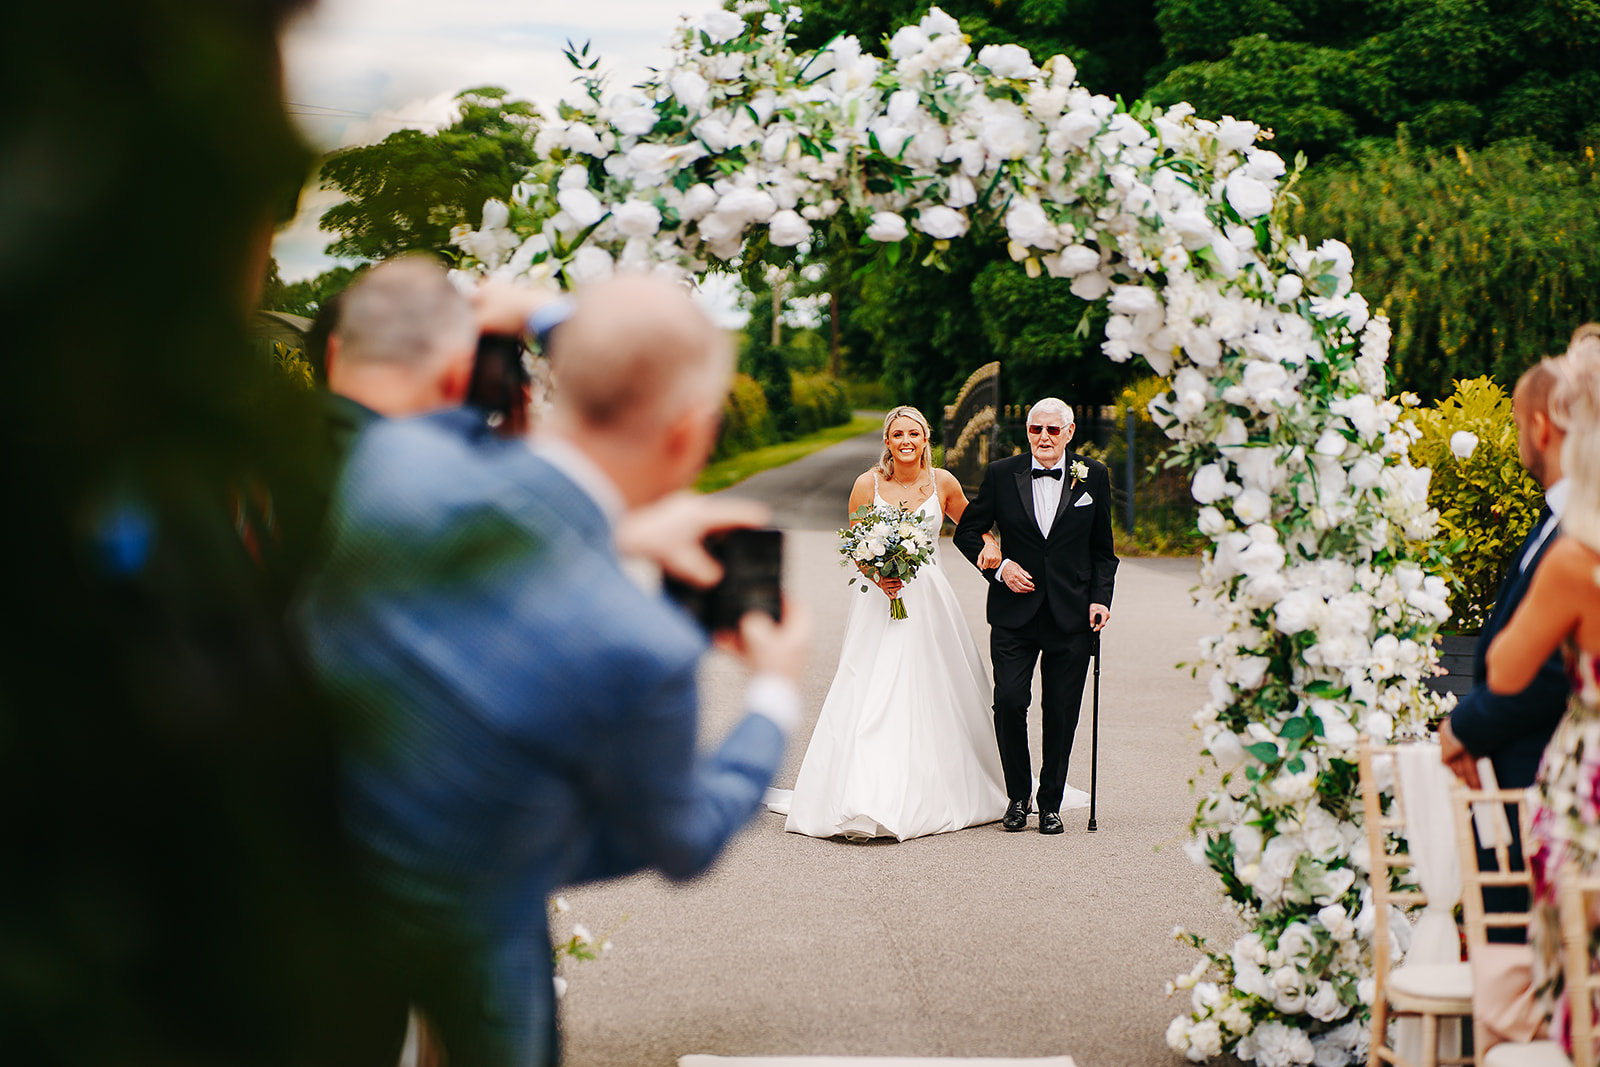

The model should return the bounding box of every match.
[664,528,784,633]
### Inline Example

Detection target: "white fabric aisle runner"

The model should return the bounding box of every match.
[680,1057,1077,1066]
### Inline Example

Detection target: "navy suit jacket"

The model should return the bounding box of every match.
[952,451,1118,632]
[1449,511,1570,789]
[299,410,785,1066]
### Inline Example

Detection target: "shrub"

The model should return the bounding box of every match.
[1295,138,1600,397]
[714,373,774,461]
[1408,376,1542,632]
[788,371,851,437]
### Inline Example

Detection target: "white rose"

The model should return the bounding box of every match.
[1207,729,1246,771]
[1005,199,1055,248]
[1232,488,1272,524]
[768,209,811,247]
[1450,430,1479,460]
[1276,273,1304,304]
[1252,1020,1315,1067]
[1190,463,1236,505]
[1054,244,1101,275]
[556,187,605,228]
[1314,428,1348,457]
[1225,170,1274,219]
[1166,1017,1192,1054]
[1215,117,1261,151]
[1306,981,1347,1022]
[1055,108,1103,148]
[699,8,746,43]
[1188,1019,1224,1060]
[865,211,908,242]
[1317,902,1355,941]
[1108,284,1159,315]
[1270,965,1308,1015]
[978,42,1037,79]
[1197,506,1228,536]
[612,199,662,238]
[613,106,659,137]
[670,70,710,113]
[915,206,968,239]
[567,244,614,283]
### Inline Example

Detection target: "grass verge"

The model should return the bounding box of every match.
[696,415,880,493]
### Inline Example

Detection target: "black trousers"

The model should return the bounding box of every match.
[991,606,1093,813]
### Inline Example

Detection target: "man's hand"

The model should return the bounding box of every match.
[1438,717,1482,788]
[999,561,1034,594]
[718,600,811,682]
[1089,603,1110,631]
[470,279,560,336]
[976,539,1002,570]
[615,493,770,587]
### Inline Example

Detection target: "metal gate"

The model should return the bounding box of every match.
[942,361,1000,495]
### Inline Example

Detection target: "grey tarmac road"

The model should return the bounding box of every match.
[555,423,1241,1067]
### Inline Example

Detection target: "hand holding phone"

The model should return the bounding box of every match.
[664,528,784,633]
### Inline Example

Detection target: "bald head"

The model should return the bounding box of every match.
[547,274,731,428]
[334,256,476,369]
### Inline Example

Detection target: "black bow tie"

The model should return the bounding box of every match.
[1032,468,1063,480]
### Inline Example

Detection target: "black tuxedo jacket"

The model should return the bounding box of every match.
[953,451,1118,633]
[1449,511,1570,788]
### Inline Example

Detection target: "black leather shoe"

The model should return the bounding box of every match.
[1001,800,1030,832]
[1038,811,1064,835]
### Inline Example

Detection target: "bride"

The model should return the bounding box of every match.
[769,406,1011,841]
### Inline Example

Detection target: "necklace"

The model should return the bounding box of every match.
[891,469,925,493]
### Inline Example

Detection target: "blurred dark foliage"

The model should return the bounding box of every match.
[0,1,443,1062]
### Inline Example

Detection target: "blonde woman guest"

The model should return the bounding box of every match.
[768,406,1010,840]
[1487,331,1600,1051]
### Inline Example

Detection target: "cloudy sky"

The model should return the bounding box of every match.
[274,0,727,280]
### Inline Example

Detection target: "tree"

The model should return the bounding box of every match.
[318,87,539,262]
[260,260,366,318]
[1148,0,1600,160]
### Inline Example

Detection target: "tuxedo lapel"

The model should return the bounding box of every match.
[1049,453,1081,533]
[1013,463,1039,532]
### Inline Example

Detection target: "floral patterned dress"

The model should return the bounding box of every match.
[1528,642,1600,1046]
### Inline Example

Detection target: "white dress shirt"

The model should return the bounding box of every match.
[996,458,1067,583]
[1520,478,1569,573]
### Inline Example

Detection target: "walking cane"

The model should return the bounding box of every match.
[1087,629,1101,832]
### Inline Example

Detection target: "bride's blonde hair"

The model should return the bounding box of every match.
[875,405,933,479]
[1554,327,1600,555]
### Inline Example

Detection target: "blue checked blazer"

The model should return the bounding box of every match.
[299,409,785,1066]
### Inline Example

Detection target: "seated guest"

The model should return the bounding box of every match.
[298,273,810,1067]
[1487,333,1600,1051]
[1439,355,1574,941]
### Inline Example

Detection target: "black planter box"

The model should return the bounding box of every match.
[1424,634,1479,701]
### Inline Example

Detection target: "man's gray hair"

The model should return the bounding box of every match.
[335,255,477,368]
[1027,397,1074,427]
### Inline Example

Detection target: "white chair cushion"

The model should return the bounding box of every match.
[1483,1039,1571,1067]
[1388,960,1474,1002]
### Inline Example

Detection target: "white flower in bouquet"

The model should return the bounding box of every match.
[839,502,938,620]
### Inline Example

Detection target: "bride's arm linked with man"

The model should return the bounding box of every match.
[954,398,1119,836]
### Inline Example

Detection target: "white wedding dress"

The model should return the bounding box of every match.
[767,483,1010,841]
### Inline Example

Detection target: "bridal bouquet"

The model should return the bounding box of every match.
[839,503,937,620]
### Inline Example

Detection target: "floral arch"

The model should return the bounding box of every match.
[450,4,1455,1063]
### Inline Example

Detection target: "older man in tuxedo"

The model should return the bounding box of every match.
[954,398,1118,835]
[300,275,809,1066]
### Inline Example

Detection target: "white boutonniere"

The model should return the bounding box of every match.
[1070,460,1089,486]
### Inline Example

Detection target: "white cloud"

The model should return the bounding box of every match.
[274,0,727,279]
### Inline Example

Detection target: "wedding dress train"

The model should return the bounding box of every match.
[768,488,1011,841]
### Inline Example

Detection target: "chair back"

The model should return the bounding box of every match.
[1359,738,1429,988]
[1558,863,1600,1067]
[1450,782,1535,950]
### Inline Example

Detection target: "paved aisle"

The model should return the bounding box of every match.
[557,431,1238,1067]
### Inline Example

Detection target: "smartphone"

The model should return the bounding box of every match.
[664,528,784,633]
